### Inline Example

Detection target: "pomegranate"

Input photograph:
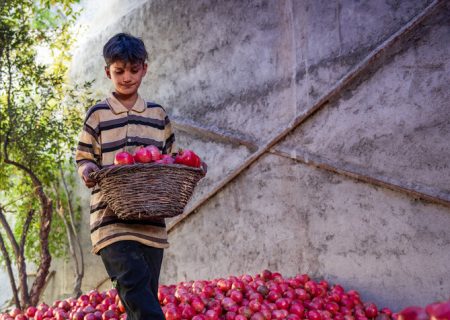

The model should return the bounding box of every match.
[398,306,428,320]
[427,301,450,320]
[133,147,153,163]
[145,145,162,161]
[114,152,134,165]
[174,149,201,168]
[26,307,37,318]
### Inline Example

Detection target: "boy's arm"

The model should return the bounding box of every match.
[75,113,101,188]
[162,114,175,154]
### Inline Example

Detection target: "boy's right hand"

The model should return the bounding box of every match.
[82,162,99,188]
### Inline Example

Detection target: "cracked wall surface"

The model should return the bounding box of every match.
[41,0,450,310]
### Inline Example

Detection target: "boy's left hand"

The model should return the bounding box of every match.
[82,162,99,188]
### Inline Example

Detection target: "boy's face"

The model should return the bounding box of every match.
[105,61,147,97]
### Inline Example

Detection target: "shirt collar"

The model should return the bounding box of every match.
[106,92,146,114]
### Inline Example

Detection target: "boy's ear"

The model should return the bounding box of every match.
[142,63,148,76]
[105,66,111,79]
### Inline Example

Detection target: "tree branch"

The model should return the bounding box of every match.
[20,209,34,250]
[58,164,78,240]
[0,232,20,309]
[0,207,20,257]
[1,192,38,210]
[54,184,82,297]
[0,207,30,307]
[3,137,43,191]
[55,168,84,297]
[58,163,84,297]
[29,198,52,306]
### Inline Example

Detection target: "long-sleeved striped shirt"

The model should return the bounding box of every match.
[75,93,175,254]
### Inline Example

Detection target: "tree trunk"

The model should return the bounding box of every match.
[0,208,30,307]
[3,151,53,307]
[29,196,52,306]
[0,232,20,309]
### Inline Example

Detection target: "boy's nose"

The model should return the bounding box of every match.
[123,72,132,82]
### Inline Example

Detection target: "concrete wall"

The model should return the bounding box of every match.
[50,0,450,311]
[0,274,13,308]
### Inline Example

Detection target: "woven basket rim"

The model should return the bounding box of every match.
[89,162,204,182]
[88,162,205,219]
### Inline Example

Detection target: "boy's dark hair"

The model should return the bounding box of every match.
[103,33,148,66]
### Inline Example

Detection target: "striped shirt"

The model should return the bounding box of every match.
[75,93,175,254]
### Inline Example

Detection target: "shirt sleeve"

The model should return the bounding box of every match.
[162,114,175,154]
[75,110,101,178]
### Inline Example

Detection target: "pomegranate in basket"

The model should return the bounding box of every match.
[134,147,153,163]
[114,152,135,165]
[145,145,162,161]
[174,149,201,168]
[155,154,176,164]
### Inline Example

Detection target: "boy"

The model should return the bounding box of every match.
[75,33,174,320]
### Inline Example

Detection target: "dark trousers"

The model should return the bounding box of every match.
[99,241,165,320]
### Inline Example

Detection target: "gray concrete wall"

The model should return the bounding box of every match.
[0,273,14,308]
[52,0,450,311]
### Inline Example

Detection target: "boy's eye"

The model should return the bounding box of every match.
[113,69,139,74]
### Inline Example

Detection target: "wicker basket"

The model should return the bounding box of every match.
[89,163,205,220]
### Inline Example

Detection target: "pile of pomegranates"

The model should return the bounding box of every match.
[0,288,124,320]
[1,270,448,320]
[158,270,391,320]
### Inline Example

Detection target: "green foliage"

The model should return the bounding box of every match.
[0,0,96,267]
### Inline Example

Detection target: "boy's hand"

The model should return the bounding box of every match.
[82,162,99,188]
